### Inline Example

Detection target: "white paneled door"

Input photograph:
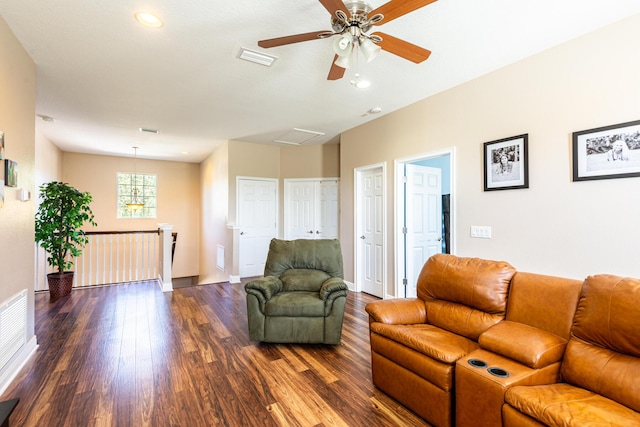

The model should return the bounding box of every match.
[238,178,277,278]
[285,179,339,240]
[357,167,384,298]
[405,164,442,298]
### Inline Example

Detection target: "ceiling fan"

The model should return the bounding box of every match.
[258,0,437,81]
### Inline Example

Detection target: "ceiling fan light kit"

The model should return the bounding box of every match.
[257,0,437,81]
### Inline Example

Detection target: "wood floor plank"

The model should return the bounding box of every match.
[1,280,431,426]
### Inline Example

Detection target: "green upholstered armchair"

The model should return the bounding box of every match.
[245,238,349,345]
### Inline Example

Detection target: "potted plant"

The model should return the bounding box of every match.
[35,181,97,301]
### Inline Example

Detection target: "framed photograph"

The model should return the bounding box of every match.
[0,131,4,160]
[483,134,529,191]
[4,159,17,187]
[572,119,640,181]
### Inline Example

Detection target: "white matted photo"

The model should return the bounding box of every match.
[483,134,529,191]
[572,119,640,181]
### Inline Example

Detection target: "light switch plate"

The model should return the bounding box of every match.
[471,225,492,239]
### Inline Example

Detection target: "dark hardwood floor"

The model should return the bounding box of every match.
[1,281,431,426]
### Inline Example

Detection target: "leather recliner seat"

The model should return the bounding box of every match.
[365,254,516,427]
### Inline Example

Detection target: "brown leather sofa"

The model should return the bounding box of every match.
[366,255,640,426]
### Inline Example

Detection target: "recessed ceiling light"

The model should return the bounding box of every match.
[134,12,163,28]
[368,107,382,114]
[37,114,55,122]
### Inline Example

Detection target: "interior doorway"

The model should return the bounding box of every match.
[237,177,278,278]
[395,148,455,298]
[355,163,386,298]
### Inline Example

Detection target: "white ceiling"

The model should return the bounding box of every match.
[2,1,639,163]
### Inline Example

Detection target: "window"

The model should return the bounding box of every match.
[117,173,157,218]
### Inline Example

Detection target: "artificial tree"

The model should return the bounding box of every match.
[35,181,97,300]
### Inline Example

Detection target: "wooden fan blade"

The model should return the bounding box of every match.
[258,31,329,48]
[318,0,349,18]
[372,32,431,63]
[370,0,438,25]
[327,55,346,80]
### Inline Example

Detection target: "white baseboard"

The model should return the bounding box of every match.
[344,280,355,292]
[0,335,38,396]
[158,276,173,292]
[229,275,240,284]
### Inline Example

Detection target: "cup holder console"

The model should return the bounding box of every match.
[467,358,488,368]
[487,367,510,378]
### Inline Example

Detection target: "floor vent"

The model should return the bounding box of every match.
[0,290,27,372]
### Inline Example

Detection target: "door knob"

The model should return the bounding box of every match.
[240,231,245,235]
[307,230,314,234]
[360,235,366,239]
[316,231,320,234]
[437,237,442,241]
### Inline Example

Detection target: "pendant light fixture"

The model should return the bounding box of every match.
[126,146,145,212]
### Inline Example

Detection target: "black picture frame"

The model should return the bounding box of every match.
[483,134,529,191]
[572,119,640,182]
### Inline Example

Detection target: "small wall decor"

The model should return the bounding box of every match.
[483,134,529,191]
[4,159,17,187]
[0,180,4,208]
[572,119,640,181]
[0,131,4,160]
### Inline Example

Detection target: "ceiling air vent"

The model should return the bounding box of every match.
[237,48,277,67]
[273,128,325,145]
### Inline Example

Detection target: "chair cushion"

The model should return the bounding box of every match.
[280,269,330,292]
[265,291,325,317]
[370,322,479,364]
[505,383,640,426]
[417,254,516,340]
[264,238,344,278]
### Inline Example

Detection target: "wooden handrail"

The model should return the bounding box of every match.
[83,230,160,235]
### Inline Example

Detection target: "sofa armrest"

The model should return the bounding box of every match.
[365,298,427,325]
[245,276,283,303]
[479,321,568,369]
[319,277,348,301]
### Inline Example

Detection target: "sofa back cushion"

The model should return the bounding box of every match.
[264,238,344,278]
[506,272,583,339]
[561,274,640,412]
[417,254,516,340]
[280,269,331,292]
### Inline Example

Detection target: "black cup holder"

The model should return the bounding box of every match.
[467,358,488,368]
[487,367,510,378]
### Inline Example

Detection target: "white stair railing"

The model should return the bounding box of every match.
[35,226,176,292]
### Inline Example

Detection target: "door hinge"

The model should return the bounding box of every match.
[402,175,408,183]
[402,227,407,234]
[402,278,408,286]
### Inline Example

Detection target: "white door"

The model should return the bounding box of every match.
[405,164,442,298]
[286,180,316,239]
[319,180,339,239]
[284,179,339,239]
[358,168,384,298]
[238,179,277,278]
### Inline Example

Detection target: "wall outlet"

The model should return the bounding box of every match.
[471,225,492,239]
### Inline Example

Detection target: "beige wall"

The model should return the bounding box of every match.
[35,131,62,187]
[199,142,230,284]
[198,140,341,284]
[0,16,37,364]
[341,14,640,295]
[61,152,200,278]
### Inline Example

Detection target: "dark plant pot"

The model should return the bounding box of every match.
[47,271,74,301]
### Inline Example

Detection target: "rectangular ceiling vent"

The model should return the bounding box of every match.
[273,128,325,145]
[237,48,277,67]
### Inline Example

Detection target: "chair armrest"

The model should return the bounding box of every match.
[365,298,427,325]
[479,321,568,369]
[245,276,283,303]
[319,277,349,301]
